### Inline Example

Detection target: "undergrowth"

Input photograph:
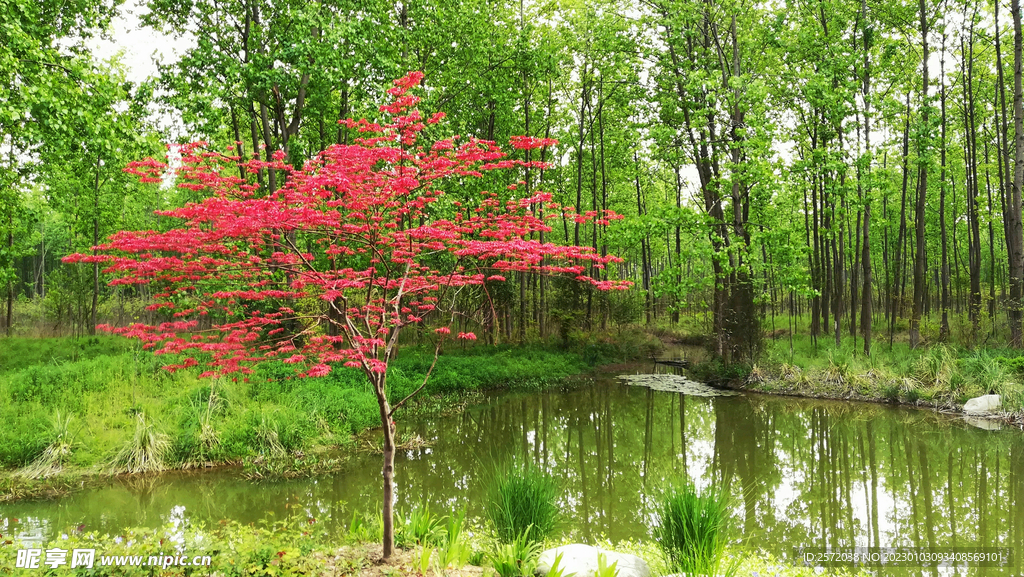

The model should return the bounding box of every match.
[0,333,658,474]
[741,335,1024,411]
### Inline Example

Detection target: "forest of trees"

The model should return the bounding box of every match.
[6,0,1024,362]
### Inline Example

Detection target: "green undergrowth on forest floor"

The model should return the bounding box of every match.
[0,332,662,485]
[692,334,1024,412]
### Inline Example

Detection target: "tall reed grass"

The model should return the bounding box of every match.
[484,461,559,544]
[655,482,734,577]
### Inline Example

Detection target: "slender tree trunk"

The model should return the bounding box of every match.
[5,217,11,336]
[635,152,651,325]
[90,156,102,336]
[910,0,929,348]
[986,139,997,322]
[1010,0,1024,346]
[963,28,983,336]
[940,27,951,341]
[860,0,873,355]
[375,374,396,559]
[892,96,911,346]
[574,64,588,248]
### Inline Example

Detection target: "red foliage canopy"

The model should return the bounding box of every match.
[65,72,630,379]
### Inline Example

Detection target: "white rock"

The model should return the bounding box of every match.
[535,544,651,577]
[963,394,1001,415]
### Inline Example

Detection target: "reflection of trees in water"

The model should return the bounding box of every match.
[9,378,1024,576]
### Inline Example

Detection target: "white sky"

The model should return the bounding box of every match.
[87,0,190,85]
[85,0,195,137]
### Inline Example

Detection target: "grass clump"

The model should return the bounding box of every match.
[488,528,543,577]
[655,482,734,577]
[109,412,169,474]
[485,461,559,545]
[437,508,472,569]
[17,410,78,479]
[400,502,446,546]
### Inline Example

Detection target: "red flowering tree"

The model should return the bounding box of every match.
[65,71,629,557]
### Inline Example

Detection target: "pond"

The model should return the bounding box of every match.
[2,361,1022,575]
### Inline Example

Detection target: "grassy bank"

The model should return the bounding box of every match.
[0,333,660,489]
[690,331,1024,415]
[0,503,864,577]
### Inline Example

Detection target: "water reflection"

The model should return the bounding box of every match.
[2,365,1022,575]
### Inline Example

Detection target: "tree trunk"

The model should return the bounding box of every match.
[1010,0,1024,347]
[940,27,951,341]
[635,152,651,325]
[91,156,101,336]
[5,218,11,336]
[860,1,873,355]
[375,374,397,559]
[910,0,929,348]
[892,97,911,346]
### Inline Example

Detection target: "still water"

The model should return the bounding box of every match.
[3,363,1023,574]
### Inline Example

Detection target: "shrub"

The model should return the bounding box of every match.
[485,461,559,544]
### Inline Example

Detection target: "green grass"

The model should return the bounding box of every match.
[0,335,133,374]
[0,483,873,577]
[656,482,734,577]
[739,331,1024,411]
[484,460,560,545]
[0,334,656,475]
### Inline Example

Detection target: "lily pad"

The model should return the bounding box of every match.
[617,373,741,397]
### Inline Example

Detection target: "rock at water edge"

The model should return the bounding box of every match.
[963,394,1001,415]
[535,545,651,577]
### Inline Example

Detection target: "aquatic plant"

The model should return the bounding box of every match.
[655,482,734,577]
[485,461,559,544]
